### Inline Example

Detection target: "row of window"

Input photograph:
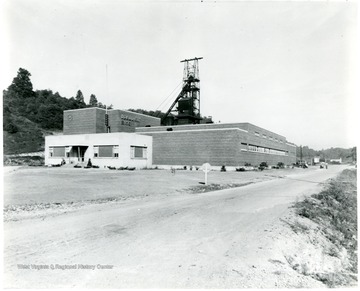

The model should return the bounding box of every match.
[49,146,147,159]
[254,131,284,143]
[247,144,287,156]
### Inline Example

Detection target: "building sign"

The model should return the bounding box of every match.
[121,114,141,126]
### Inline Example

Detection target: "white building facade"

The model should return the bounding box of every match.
[45,132,153,169]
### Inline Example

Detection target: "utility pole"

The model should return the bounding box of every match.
[105,64,110,133]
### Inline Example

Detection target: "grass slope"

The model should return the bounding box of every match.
[290,169,357,287]
[3,114,56,155]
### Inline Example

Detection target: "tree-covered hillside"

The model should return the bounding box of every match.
[3,68,111,154]
[296,145,356,163]
[127,108,166,120]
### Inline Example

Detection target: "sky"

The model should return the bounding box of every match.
[1,0,358,150]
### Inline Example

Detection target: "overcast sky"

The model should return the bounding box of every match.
[1,0,358,150]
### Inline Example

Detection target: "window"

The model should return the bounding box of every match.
[269,149,286,156]
[254,131,260,136]
[94,146,99,158]
[99,146,113,157]
[49,146,65,157]
[93,145,119,158]
[131,146,147,159]
[248,144,285,156]
[248,145,257,152]
[65,146,71,158]
[113,146,119,158]
[240,142,248,151]
[263,134,267,138]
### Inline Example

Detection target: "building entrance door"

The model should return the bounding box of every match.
[74,146,88,162]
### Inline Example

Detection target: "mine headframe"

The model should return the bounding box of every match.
[161,57,203,126]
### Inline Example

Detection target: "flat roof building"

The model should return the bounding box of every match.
[136,123,296,167]
[63,107,161,135]
[45,107,296,168]
[45,132,153,169]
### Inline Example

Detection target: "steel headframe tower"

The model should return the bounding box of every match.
[161,57,203,125]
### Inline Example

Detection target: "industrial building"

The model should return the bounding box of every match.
[45,57,296,168]
[136,123,296,167]
[45,107,296,168]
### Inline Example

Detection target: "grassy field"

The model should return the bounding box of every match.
[3,166,305,207]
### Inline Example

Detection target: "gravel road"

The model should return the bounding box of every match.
[3,165,349,288]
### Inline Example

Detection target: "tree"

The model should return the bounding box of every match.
[75,90,86,108]
[351,147,357,162]
[37,104,63,129]
[89,94,98,107]
[128,108,166,119]
[97,102,106,109]
[3,109,18,133]
[97,103,113,109]
[7,68,34,99]
[4,68,35,115]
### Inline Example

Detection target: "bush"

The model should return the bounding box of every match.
[259,162,268,171]
[259,162,268,167]
[4,122,18,133]
[236,167,246,172]
[3,155,44,166]
[221,165,226,172]
[277,162,285,168]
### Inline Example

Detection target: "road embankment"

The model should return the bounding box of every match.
[278,168,357,287]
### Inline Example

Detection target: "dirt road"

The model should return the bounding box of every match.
[3,165,349,288]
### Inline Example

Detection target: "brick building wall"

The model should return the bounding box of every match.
[149,129,241,166]
[136,124,296,167]
[63,108,160,135]
[63,107,99,135]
